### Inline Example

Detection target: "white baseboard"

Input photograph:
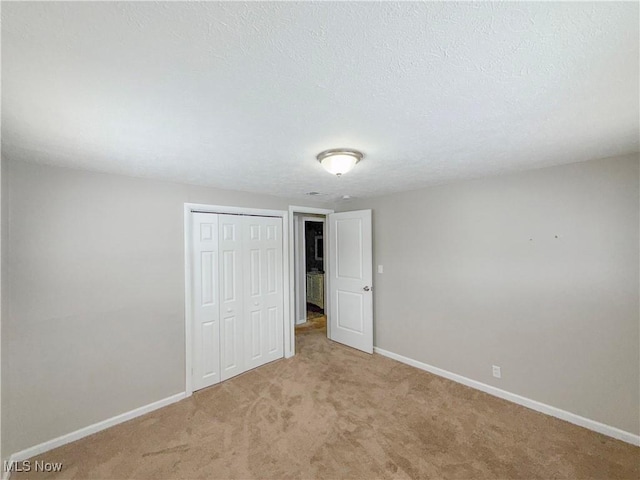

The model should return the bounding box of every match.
[373,347,640,446]
[4,391,187,478]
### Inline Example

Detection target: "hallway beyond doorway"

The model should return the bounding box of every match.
[295,304,326,335]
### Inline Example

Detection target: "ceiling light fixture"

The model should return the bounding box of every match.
[317,148,363,176]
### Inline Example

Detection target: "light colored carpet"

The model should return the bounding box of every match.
[14,325,639,479]
[294,313,326,335]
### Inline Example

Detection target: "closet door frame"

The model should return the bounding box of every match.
[184,203,289,397]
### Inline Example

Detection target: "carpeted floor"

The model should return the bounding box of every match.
[294,312,326,335]
[14,324,639,479]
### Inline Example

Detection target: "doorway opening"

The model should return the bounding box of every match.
[287,206,333,357]
[287,206,373,357]
[295,216,327,338]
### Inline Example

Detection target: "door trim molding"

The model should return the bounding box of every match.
[184,203,289,396]
[287,206,334,357]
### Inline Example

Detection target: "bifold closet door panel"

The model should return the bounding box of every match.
[219,215,245,381]
[243,216,284,371]
[192,213,221,391]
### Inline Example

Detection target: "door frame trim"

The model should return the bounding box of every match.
[184,203,289,397]
[287,206,334,357]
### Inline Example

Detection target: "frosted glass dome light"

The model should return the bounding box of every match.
[317,149,363,176]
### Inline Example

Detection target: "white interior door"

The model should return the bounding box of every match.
[219,215,244,381]
[192,213,221,390]
[244,216,284,370]
[328,210,373,353]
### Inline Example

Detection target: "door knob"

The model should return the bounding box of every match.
[363,286,371,291]
[227,308,232,313]
[254,302,259,306]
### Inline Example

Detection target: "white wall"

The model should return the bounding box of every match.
[345,154,640,436]
[1,159,329,458]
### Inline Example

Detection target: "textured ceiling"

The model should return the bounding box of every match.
[2,2,639,201]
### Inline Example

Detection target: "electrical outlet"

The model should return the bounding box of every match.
[378,265,384,274]
[492,365,501,379]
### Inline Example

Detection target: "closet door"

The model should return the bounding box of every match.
[192,213,221,390]
[243,216,284,370]
[219,215,245,381]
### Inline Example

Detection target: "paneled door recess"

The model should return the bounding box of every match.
[191,212,284,392]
